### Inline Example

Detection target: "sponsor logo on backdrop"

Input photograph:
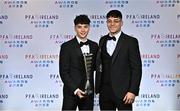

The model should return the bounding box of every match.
[0,54,8,64]
[0,74,33,87]
[105,0,129,8]
[151,74,180,87]
[178,94,180,99]
[25,14,59,28]
[0,15,8,24]
[3,0,28,8]
[151,34,180,47]
[25,93,59,108]
[178,14,180,19]
[177,14,180,19]
[0,34,33,48]
[89,14,106,28]
[50,34,74,45]
[126,14,160,27]
[141,54,160,68]
[25,54,58,68]
[178,54,180,59]
[177,53,180,67]
[156,0,180,7]
[49,74,62,86]
[178,14,180,24]
[54,0,78,8]
[0,94,8,104]
[135,93,160,107]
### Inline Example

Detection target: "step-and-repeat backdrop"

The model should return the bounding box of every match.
[0,0,180,111]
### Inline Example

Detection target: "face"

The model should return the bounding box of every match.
[107,17,123,35]
[75,24,90,39]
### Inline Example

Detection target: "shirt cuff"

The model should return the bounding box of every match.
[74,88,80,95]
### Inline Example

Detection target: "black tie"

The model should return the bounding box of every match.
[80,41,89,47]
[107,36,116,41]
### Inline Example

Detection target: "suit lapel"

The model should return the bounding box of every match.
[111,32,125,64]
[88,40,94,54]
[72,37,83,57]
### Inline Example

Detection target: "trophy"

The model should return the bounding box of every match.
[83,53,93,96]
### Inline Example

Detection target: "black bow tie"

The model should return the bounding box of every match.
[80,41,89,47]
[107,36,116,41]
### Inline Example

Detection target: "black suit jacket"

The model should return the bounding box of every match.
[96,32,142,99]
[60,37,98,97]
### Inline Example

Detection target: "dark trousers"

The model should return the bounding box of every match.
[62,94,94,111]
[99,85,132,111]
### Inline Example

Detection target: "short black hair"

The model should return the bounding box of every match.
[106,10,122,19]
[74,15,90,25]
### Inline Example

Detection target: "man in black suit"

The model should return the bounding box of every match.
[59,15,98,110]
[96,10,142,110]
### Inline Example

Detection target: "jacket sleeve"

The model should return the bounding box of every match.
[128,38,142,96]
[95,37,105,94]
[59,43,77,94]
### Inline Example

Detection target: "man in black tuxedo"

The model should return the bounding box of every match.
[96,10,142,110]
[59,15,98,110]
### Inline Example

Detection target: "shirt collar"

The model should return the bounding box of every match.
[76,36,88,44]
[109,31,122,41]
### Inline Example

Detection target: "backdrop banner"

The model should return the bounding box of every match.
[0,0,180,111]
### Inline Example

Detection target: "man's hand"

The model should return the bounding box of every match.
[123,92,135,104]
[76,89,86,99]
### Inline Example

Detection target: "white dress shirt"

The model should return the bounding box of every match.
[74,36,90,95]
[106,31,121,56]
[76,36,90,54]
